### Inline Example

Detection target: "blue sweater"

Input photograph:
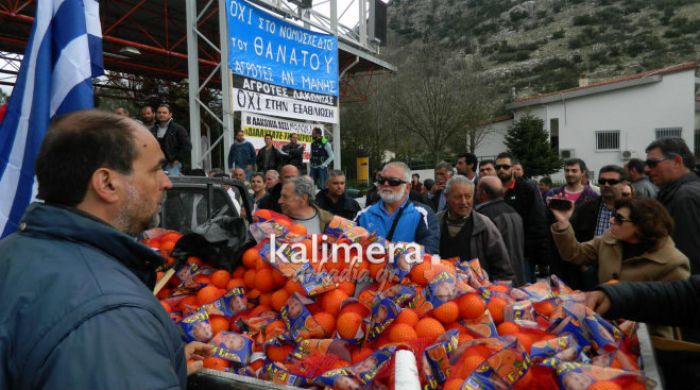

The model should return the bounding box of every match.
[355,198,440,254]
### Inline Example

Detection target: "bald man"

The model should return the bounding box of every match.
[258,165,300,213]
[475,176,526,285]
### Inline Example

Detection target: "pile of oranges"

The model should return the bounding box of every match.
[150,222,643,389]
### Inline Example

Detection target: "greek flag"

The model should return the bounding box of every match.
[0,0,103,237]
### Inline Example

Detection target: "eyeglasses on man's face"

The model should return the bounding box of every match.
[376,176,406,186]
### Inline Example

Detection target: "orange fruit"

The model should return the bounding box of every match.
[243,269,257,289]
[487,297,507,323]
[266,344,294,362]
[588,381,622,390]
[264,320,287,340]
[409,261,433,285]
[187,256,203,266]
[320,289,349,315]
[284,279,306,296]
[444,378,465,390]
[242,248,261,269]
[489,284,509,293]
[433,301,459,324]
[270,289,290,312]
[259,293,272,307]
[337,281,356,296]
[497,321,520,336]
[339,302,370,318]
[624,382,646,390]
[462,355,485,376]
[178,295,198,311]
[255,268,276,293]
[210,316,230,336]
[210,270,231,289]
[533,301,554,317]
[250,304,272,317]
[194,274,211,285]
[415,317,445,340]
[203,356,230,371]
[253,209,273,221]
[159,240,176,257]
[515,333,534,353]
[156,271,165,281]
[313,312,336,337]
[459,333,474,343]
[289,224,307,235]
[395,309,419,327]
[337,312,363,339]
[226,278,245,290]
[457,293,486,320]
[196,285,225,306]
[156,287,172,300]
[389,323,418,342]
[271,268,287,287]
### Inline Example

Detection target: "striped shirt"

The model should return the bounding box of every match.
[595,203,614,237]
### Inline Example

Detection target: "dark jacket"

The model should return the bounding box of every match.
[503,177,549,267]
[598,276,700,327]
[258,182,283,213]
[256,146,284,172]
[657,173,700,274]
[475,199,526,286]
[281,142,305,171]
[0,203,186,390]
[545,185,599,207]
[315,189,361,221]
[228,140,256,170]
[436,210,516,282]
[151,120,191,164]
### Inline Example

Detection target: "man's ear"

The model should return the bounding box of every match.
[89,168,121,204]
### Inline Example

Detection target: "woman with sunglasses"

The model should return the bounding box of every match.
[551,197,689,336]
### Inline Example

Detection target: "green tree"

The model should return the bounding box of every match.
[504,114,561,176]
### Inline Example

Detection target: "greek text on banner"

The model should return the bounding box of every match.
[234,87,338,124]
[227,0,339,96]
[241,111,317,162]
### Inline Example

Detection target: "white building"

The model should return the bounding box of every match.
[476,62,700,182]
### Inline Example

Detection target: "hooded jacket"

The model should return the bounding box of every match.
[0,203,186,390]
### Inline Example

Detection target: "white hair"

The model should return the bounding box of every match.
[382,161,411,183]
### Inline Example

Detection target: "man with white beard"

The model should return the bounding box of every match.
[355,161,440,254]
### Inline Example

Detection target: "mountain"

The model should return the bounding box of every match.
[386,0,700,100]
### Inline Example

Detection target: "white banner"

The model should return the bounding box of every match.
[234,86,338,123]
[241,112,319,162]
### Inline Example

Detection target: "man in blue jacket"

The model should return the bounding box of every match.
[0,110,211,389]
[355,161,440,254]
[228,129,256,180]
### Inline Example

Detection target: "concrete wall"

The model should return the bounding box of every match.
[474,119,513,161]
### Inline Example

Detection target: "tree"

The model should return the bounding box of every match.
[504,114,561,177]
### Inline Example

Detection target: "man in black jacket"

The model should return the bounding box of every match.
[151,104,191,176]
[495,152,549,282]
[256,134,284,172]
[587,278,700,389]
[315,170,361,221]
[258,165,300,213]
[281,133,305,172]
[427,161,452,212]
[645,138,700,275]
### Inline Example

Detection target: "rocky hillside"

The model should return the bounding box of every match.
[386,0,700,99]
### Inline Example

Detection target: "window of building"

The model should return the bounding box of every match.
[595,130,620,151]
[550,118,559,154]
[655,127,682,139]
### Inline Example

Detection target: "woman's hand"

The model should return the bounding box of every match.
[185,341,214,375]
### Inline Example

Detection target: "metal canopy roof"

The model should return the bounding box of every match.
[0,0,394,87]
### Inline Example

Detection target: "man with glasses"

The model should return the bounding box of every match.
[495,152,548,282]
[645,138,700,275]
[355,162,440,254]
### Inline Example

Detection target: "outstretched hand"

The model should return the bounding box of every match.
[585,290,611,316]
[185,341,214,375]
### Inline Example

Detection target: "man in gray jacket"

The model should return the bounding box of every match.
[475,176,526,286]
[437,175,515,282]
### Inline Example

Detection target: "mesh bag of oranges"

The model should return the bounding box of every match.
[149,210,655,389]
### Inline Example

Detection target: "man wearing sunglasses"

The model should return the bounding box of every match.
[355,162,440,254]
[495,152,549,283]
[645,138,700,278]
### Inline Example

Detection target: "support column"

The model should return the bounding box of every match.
[219,0,234,170]
[333,122,341,170]
[186,0,202,168]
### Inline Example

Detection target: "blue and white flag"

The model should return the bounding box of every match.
[0,0,103,238]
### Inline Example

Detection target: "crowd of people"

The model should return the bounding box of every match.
[4,108,700,388]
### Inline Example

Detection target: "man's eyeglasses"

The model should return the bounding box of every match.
[494,164,511,171]
[644,158,668,168]
[612,213,633,225]
[598,178,621,186]
[376,176,406,186]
